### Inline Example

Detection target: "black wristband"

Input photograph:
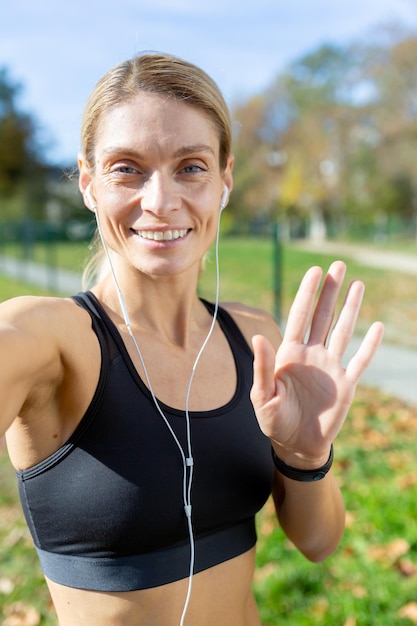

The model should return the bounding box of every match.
[271,444,334,482]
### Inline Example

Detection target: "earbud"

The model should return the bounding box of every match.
[220,185,229,211]
[85,184,97,212]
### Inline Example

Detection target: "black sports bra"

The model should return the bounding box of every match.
[17,292,275,591]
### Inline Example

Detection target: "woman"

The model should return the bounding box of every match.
[1,53,383,625]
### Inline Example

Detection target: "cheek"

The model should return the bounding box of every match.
[201,211,221,246]
[95,208,130,243]
[96,193,132,223]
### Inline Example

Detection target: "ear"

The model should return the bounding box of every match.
[78,152,94,212]
[222,153,234,204]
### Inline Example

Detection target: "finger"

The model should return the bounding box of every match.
[345,321,385,383]
[327,279,365,359]
[308,261,347,345]
[250,334,277,407]
[284,266,323,343]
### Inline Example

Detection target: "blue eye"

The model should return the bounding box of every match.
[118,166,137,174]
[183,165,202,173]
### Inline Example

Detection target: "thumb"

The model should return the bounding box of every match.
[250,334,277,408]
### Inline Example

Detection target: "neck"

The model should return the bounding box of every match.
[93,263,210,348]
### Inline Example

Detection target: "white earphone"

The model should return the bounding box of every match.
[84,185,96,211]
[220,184,229,211]
[82,179,225,626]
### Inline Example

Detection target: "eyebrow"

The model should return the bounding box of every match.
[101,145,216,158]
[174,145,216,158]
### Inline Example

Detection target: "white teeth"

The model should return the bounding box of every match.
[137,229,187,241]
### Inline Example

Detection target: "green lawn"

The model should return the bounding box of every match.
[0,240,90,274]
[199,238,417,348]
[0,239,416,624]
[3,235,413,345]
[1,387,416,626]
[255,387,417,625]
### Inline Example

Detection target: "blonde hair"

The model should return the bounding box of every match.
[81,53,232,288]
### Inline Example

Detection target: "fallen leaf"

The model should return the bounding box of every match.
[396,558,417,577]
[398,602,417,623]
[0,577,14,594]
[4,527,30,548]
[352,585,367,599]
[310,597,329,618]
[368,538,410,563]
[2,601,40,626]
[362,429,390,449]
[398,473,417,489]
[345,510,355,528]
[253,562,276,582]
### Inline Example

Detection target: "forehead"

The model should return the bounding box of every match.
[96,92,220,153]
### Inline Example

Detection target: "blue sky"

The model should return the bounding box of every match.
[2,0,416,165]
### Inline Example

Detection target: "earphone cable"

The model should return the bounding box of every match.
[93,200,222,626]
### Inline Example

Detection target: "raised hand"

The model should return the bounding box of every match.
[250,261,384,467]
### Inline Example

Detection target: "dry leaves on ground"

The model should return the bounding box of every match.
[2,601,40,626]
[398,602,417,623]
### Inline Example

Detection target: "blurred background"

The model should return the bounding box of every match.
[1,0,417,253]
[2,4,417,625]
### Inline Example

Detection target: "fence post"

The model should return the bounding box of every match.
[44,223,58,292]
[272,222,282,325]
[21,218,34,261]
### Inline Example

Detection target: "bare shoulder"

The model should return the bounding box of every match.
[0,296,82,438]
[0,294,92,380]
[0,294,98,451]
[0,294,85,338]
[1,293,72,316]
[220,301,283,351]
[0,294,96,380]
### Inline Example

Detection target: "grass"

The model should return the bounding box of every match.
[1,238,417,624]
[199,237,417,348]
[0,241,90,275]
[2,236,417,347]
[1,390,416,626]
[0,275,56,300]
[254,388,417,625]
[0,444,56,625]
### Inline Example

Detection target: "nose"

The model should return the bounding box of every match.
[140,174,181,215]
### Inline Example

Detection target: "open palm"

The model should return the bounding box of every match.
[250,261,384,465]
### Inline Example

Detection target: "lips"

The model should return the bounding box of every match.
[135,229,189,241]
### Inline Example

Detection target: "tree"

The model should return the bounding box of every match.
[0,67,48,219]
[359,31,417,211]
[231,26,417,240]
[232,44,359,237]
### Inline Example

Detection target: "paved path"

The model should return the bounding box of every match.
[0,255,82,294]
[294,241,417,405]
[345,337,417,406]
[292,240,417,405]
[1,246,417,406]
[294,240,417,275]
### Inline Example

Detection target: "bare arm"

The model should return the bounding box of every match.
[232,261,384,562]
[270,463,345,561]
[0,296,63,437]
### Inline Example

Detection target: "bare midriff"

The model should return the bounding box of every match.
[46,547,262,626]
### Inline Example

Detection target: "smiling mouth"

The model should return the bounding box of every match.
[135,229,189,241]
